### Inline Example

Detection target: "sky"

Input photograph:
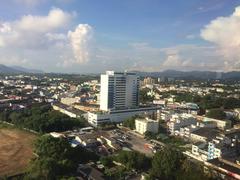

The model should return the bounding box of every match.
[0,0,240,73]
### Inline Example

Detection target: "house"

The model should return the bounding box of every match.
[77,164,105,180]
[190,128,220,142]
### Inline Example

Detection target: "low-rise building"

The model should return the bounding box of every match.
[87,106,161,127]
[191,142,208,161]
[187,129,240,163]
[52,103,83,118]
[167,113,197,135]
[190,127,220,142]
[135,118,159,135]
[61,97,80,105]
[196,116,231,130]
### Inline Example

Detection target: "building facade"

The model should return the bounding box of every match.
[100,71,139,111]
[135,118,159,134]
[87,106,160,127]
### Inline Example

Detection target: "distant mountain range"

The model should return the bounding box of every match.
[132,70,240,80]
[0,64,240,80]
[0,64,44,74]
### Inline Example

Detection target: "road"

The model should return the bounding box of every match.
[107,128,154,156]
[125,131,153,156]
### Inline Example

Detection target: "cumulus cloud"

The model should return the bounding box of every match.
[162,53,193,70]
[0,8,73,48]
[201,6,240,71]
[0,8,95,71]
[17,8,72,33]
[68,24,93,64]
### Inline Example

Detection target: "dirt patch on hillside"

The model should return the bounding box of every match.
[0,128,37,177]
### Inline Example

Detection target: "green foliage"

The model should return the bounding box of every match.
[100,156,113,167]
[139,88,154,104]
[98,122,117,130]
[0,122,14,129]
[102,150,150,179]
[176,160,208,180]
[122,116,136,130]
[150,146,184,179]
[222,97,240,109]
[0,110,10,121]
[114,150,151,171]
[0,103,85,133]
[150,146,208,180]
[206,109,226,120]
[26,135,75,179]
[26,135,98,179]
[104,166,126,180]
[167,91,240,111]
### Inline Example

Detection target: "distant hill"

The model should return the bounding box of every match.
[0,64,44,74]
[10,65,44,74]
[0,64,24,73]
[132,70,240,80]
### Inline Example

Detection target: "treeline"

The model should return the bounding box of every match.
[169,91,240,110]
[0,103,85,133]
[100,146,212,180]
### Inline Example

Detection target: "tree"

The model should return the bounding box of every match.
[122,117,136,130]
[1,103,85,133]
[139,88,154,104]
[206,109,226,120]
[26,135,98,179]
[150,146,209,180]
[26,135,76,179]
[177,159,208,180]
[150,146,184,180]
[114,150,151,171]
[100,156,113,167]
[223,98,240,109]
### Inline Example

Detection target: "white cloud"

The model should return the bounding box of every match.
[0,23,11,33]
[0,8,80,72]
[162,54,182,67]
[16,8,73,33]
[46,33,67,41]
[201,6,240,71]
[68,24,93,64]
[0,8,73,48]
[162,53,193,70]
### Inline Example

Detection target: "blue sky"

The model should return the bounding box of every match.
[0,0,240,73]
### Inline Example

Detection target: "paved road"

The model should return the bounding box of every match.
[126,132,153,156]
[110,128,154,156]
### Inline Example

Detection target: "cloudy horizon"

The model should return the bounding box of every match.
[0,0,240,73]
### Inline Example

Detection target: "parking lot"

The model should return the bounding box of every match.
[108,129,153,156]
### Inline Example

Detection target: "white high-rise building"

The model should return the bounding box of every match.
[100,71,139,111]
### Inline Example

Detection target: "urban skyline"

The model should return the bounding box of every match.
[0,0,240,73]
